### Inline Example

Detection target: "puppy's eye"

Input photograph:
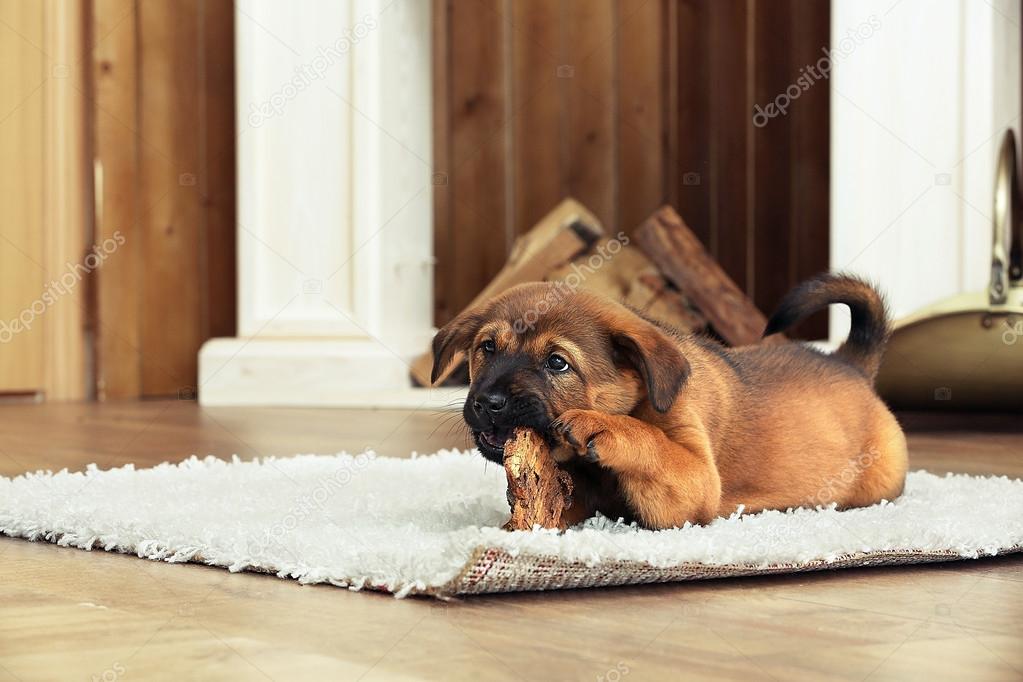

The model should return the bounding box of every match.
[479,340,496,354]
[545,353,570,373]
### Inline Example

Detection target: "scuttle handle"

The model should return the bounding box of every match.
[991,130,1020,304]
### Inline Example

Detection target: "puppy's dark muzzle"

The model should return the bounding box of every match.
[464,391,553,464]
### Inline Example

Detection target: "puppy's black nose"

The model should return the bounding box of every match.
[474,391,508,415]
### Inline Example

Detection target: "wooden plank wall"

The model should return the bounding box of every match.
[0,0,47,395]
[43,0,91,400]
[1,0,91,400]
[92,0,236,399]
[433,0,830,338]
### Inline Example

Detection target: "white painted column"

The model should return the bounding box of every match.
[199,0,458,408]
[830,0,1021,340]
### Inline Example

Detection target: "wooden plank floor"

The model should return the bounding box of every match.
[0,402,1020,681]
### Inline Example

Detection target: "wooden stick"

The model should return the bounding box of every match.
[503,428,574,531]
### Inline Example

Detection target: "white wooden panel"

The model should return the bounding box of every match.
[830,0,1020,341]
[349,0,434,348]
[236,0,357,336]
[201,0,433,405]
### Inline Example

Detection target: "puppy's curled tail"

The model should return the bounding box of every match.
[763,273,891,381]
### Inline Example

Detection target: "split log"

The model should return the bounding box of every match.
[634,206,779,346]
[546,242,649,301]
[414,202,779,388]
[411,198,604,386]
[548,244,707,334]
[503,428,574,531]
[626,270,707,333]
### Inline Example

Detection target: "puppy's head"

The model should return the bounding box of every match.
[431,282,690,463]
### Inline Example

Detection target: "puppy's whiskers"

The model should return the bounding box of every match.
[427,412,465,440]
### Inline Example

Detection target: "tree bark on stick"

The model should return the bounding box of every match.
[503,428,574,530]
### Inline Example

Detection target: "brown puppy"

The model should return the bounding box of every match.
[431,274,908,529]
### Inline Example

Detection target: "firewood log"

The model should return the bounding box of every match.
[635,206,781,346]
[628,270,708,333]
[503,428,574,531]
[411,198,604,386]
[547,244,707,335]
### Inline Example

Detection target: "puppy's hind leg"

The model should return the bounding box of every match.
[556,409,722,529]
[843,407,908,508]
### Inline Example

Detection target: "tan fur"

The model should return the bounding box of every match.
[432,281,908,530]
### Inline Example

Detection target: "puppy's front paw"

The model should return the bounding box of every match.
[555,409,613,464]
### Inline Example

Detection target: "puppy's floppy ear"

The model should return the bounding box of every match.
[612,319,690,413]
[430,307,486,385]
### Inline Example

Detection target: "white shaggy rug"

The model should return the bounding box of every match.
[1,450,1021,598]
